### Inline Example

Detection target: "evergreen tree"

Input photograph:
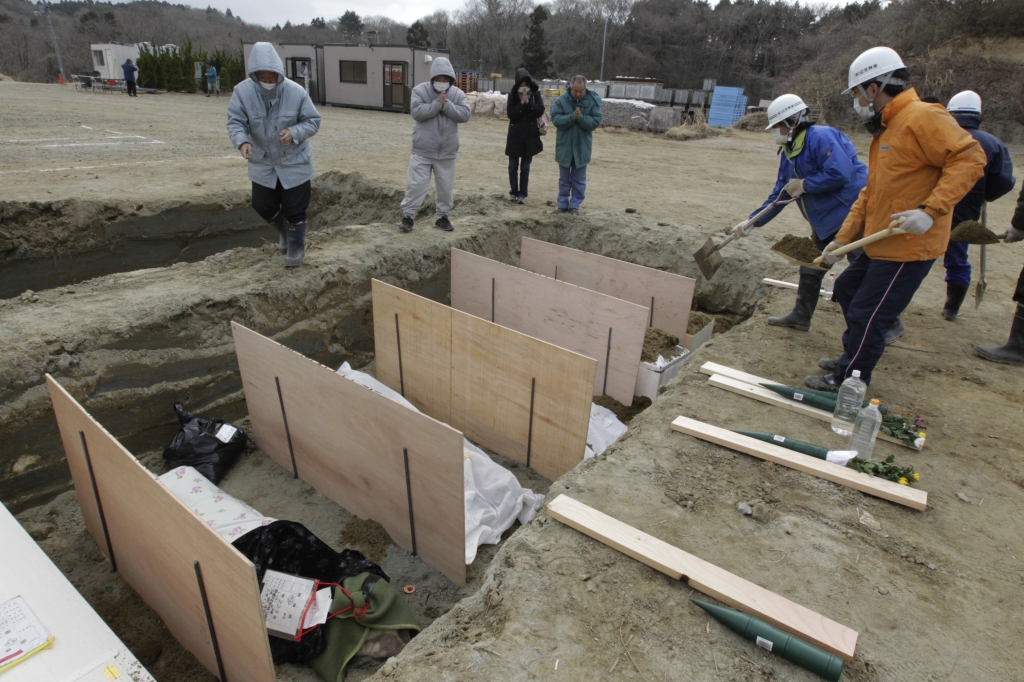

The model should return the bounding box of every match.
[520,6,552,79]
[406,20,430,47]
[338,11,364,38]
[311,17,327,29]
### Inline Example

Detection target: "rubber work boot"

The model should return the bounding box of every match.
[884,315,904,345]
[804,373,840,392]
[434,215,454,232]
[269,211,288,254]
[400,216,414,233]
[284,220,306,268]
[768,274,820,331]
[974,304,1024,366]
[941,283,970,321]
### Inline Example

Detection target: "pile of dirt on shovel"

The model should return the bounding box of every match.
[950,220,1002,244]
[771,234,821,263]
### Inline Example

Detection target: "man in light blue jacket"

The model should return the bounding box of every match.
[399,57,472,233]
[227,42,321,267]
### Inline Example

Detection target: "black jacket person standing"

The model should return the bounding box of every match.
[974,194,1024,366]
[505,68,545,203]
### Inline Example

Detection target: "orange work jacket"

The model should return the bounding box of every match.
[837,88,986,261]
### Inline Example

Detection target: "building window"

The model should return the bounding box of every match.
[93,50,105,67]
[339,60,367,83]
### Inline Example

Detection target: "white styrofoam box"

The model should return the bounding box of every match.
[639,84,657,100]
[625,84,641,98]
[683,320,714,351]
[609,82,626,98]
[634,346,691,400]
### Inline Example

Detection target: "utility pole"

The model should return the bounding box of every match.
[34,1,67,83]
[599,16,608,82]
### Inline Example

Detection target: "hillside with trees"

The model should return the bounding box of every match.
[2,0,1022,125]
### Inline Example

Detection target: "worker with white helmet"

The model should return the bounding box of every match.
[939,91,1015,321]
[804,47,986,391]
[733,94,867,331]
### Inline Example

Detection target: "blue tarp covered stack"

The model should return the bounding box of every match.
[708,86,748,127]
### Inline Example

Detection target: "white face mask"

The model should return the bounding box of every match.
[770,128,790,145]
[259,81,277,91]
[853,87,875,119]
[433,81,450,92]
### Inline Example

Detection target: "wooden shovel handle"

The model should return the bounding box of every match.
[812,219,907,265]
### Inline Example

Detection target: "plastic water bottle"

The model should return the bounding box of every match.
[847,399,883,458]
[822,272,836,301]
[831,370,866,435]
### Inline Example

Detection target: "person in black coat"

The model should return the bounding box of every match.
[505,68,545,203]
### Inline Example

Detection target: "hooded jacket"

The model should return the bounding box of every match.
[836,89,986,261]
[121,61,138,82]
[505,68,544,158]
[226,42,321,190]
[751,124,868,240]
[408,57,472,160]
[551,87,602,168]
[950,114,1015,226]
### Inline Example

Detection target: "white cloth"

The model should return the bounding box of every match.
[585,403,628,460]
[335,363,542,564]
[399,154,455,217]
[157,466,275,542]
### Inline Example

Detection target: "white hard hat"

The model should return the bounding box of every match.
[842,46,906,95]
[765,94,808,129]
[947,90,982,115]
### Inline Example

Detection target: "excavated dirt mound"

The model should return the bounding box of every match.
[687,310,714,335]
[641,327,681,362]
[772,234,822,263]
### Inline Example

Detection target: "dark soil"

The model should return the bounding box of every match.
[950,220,1001,244]
[338,516,394,564]
[687,310,714,335]
[594,395,652,425]
[641,327,681,362]
[771,234,821,263]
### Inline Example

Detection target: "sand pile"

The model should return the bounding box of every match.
[772,234,821,263]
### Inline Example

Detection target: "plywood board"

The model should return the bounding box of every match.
[451,309,594,481]
[231,322,467,586]
[519,237,697,341]
[451,248,647,405]
[371,280,596,482]
[670,416,928,510]
[371,278,452,424]
[546,494,859,661]
[45,375,275,682]
[702,366,921,450]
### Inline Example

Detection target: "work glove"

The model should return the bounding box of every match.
[784,178,805,198]
[1004,226,1024,243]
[821,241,844,266]
[891,209,933,235]
[730,219,755,239]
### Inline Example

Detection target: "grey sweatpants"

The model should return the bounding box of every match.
[399,154,455,217]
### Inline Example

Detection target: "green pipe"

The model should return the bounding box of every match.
[797,388,888,415]
[692,599,844,681]
[732,430,829,460]
[759,383,839,412]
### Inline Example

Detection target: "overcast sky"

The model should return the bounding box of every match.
[106,0,856,28]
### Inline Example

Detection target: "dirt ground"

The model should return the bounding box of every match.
[4,81,1024,682]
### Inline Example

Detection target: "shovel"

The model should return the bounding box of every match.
[773,218,907,270]
[693,196,796,280]
[976,203,988,308]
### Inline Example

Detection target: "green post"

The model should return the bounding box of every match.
[797,388,887,414]
[692,599,844,681]
[732,431,829,460]
[760,383,840,412]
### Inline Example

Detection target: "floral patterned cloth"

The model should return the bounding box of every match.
[156,466,275,542]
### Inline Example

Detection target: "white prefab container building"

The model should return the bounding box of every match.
[89,42,146,79]
[242,42,327,105]
[321,44,450,112]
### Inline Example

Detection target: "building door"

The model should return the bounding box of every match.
[289,58,313,99]
[383,61,408,110]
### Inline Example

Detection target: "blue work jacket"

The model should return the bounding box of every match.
[951,114,1015,225]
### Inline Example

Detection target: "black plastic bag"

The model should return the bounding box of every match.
[232,520,389,664]
[162,402,246,484]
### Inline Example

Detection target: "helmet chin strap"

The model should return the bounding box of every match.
[857,72,905,112]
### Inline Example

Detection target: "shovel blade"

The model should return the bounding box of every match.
[975,280,986,308]
[693,237,724,280]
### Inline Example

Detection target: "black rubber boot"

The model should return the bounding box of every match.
[768,274,820,331]
[269,211,288,254]
[941,283,970,321]
[284,220,306,268]
[975,305,1024,366]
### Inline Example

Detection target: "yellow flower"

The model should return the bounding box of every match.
[898,477,908,486]
[912,472,920,482]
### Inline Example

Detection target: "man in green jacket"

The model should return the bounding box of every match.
[551,75,602,213]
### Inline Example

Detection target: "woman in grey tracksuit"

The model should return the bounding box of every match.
[399,57,472,233]
[227,42,321,267]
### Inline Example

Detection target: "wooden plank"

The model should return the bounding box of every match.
[451,309,594,481]
[232,322,467,585]
[670,416,928,510]
[519,237,697,340]
[451,248,647,406]
[45,375,275,682]
[371,278,452,423]
[546,495,859,661]
[703,367,921,450]
[371,279,596,481]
